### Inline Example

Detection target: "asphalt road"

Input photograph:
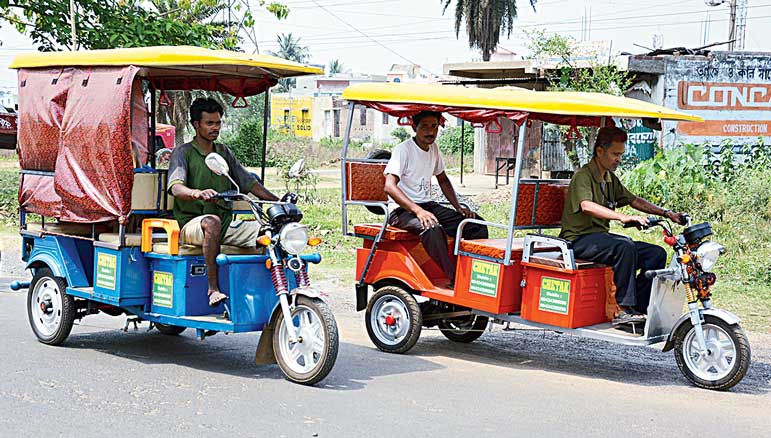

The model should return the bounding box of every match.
[1,277,770,438]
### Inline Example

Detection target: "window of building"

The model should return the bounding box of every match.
[301,109,310,123]
[360,108,367,126]
[283,109,290,124]
[382,113,389,124]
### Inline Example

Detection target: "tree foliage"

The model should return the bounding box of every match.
[0,0,288,51]
[442,0,536,61]
[526,29,633,166]
[271,33,311,91]
[328,59,343,76]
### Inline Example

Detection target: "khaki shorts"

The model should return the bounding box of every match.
[180,215,261,248]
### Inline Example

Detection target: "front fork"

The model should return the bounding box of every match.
[684,282,711,354]
[269,248,310,343]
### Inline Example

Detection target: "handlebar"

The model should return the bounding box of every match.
[623,216,664,229]
[644,268,677,279]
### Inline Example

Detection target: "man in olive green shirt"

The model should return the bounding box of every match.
[168,98,278,306]
[560,127,686,325]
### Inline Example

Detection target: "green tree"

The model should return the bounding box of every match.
[328,59,343,75]
[442,0,537,61]
[271,33,310,91]
[526,29,632,166]
[391,127,411,143]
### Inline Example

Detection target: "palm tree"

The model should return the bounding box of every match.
[442,0,537,61]
[328,59,344,76]
[271,33,311,91]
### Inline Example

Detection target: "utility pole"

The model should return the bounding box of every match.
[727,0,748,51]
[69,0,77,49]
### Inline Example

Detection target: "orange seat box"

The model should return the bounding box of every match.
[520,262,612,329]
[453,254,522,314]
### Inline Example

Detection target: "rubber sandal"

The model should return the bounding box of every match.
[612,310,646,325]
[208,291,228,307]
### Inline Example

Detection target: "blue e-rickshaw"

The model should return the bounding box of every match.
[9,46,338,385]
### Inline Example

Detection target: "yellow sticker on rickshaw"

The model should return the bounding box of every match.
[96,253,117,290]
[469,260,500,297]
[153,271,174,308]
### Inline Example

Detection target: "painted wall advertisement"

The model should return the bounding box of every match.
[666,53,771,147]
[270,95,313,138]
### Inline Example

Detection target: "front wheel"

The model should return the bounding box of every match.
[673,315,751,391]
[273,296,339,385]
[27,268,76,345]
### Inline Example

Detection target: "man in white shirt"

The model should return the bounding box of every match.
[384,111,488,286]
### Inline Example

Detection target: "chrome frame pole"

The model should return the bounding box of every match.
[340,102,356,236]
[504,120,529,265]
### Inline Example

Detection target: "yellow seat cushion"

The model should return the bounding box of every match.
[98,233,143,246]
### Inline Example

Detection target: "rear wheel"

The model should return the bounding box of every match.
[273,296,339,385]
[365,285,422,353]
[673,315,751,390]
[438,315,489,343]
[27,268,76,346]
[155,323,186,336]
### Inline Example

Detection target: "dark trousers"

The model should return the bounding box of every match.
[389,202,488,282]
[571,232,667,314]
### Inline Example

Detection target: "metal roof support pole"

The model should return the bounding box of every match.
[504,120,528,266]
[340,102,356,236]
[150,85,157,169]
[261,89,269,183]
[460,121,465,185]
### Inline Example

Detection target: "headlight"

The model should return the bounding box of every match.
[279,223,308,255]
[695,241,723,272]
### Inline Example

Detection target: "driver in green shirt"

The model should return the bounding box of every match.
[559,126,686,326]
[167,98,278,307]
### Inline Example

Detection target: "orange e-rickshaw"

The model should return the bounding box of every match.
[340,83,751,390]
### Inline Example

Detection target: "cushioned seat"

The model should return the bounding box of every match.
[98,233,143,246]
[459,238,525,259]
[527,251,605,270]
[353,224,418,241]
[151,243,264,256]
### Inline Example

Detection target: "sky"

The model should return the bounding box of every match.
[1,0,771,89]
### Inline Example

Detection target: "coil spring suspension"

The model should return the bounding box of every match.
[270,264,289,295]
[295,266,310,288]
[683,282,696,303]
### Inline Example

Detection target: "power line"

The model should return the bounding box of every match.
[307,0,436,74]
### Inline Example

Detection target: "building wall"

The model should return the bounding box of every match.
[658,52,771,148]
[270,95,314,138]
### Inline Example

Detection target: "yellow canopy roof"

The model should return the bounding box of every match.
[10,46,323,79]
[342,82,703,122]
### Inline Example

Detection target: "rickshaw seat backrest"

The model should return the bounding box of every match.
[514,181,569,227]
[345,161,388,203]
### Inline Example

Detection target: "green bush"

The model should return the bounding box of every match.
[222,118,264,167]
[391,127,411,143]
[437,124,474,155]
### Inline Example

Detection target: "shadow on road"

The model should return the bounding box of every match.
[63,327,443,391]
[411,328,771,395]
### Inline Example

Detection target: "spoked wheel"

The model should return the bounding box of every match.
[273,296,339,385]
[155,323,186,336]
[365,285,422,354]
[437,315,489,343]
[27,268,76,346]
[673,315,751,391]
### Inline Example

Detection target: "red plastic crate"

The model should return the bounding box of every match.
[520,262,612,329]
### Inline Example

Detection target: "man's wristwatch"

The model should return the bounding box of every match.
[662,209,672,217]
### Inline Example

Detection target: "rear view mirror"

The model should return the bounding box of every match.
[205,153,229,175]
[288,159,305,179]
[205,152,240,193]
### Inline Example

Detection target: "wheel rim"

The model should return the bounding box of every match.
[683,323,737,382]
[277,305,326,375]
[370,294,410,346]
[31,277,63,337]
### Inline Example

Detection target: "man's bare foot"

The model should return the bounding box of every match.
[208,290,228,306]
